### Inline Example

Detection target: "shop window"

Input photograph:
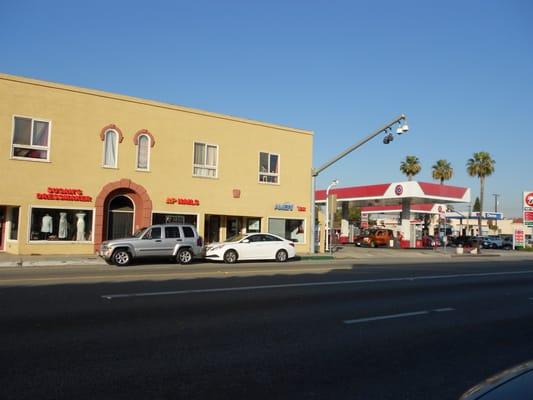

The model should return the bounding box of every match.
[136,134,151,171]
[268,218,305,243]
[193,142,218,178]
[152,213,197,227]
[29,208,93,242]
[247,218,261,233]
[103,130,119,168]
[11,116,50,161]
[259,152,279,184]
[8,207,19,240]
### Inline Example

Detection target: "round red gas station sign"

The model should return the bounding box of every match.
[525,192,533,207]
[395,185,403,196]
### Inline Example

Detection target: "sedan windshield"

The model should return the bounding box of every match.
[225,234,246,243]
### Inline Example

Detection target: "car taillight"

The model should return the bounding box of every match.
[197,236,203,246]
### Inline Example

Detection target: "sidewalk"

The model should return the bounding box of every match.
[1,247,532,268]
[0,253,105,268]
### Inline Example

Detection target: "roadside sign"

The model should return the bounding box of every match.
[524,191,533,226]
[514,229,525,248]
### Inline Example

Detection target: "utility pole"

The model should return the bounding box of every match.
[493,193,500,231]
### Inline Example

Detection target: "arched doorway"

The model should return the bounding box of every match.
[107,195,134,240]
[94,179,152,251]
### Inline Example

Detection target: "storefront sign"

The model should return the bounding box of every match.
[275,203,294,211]
[36,187,92,202]
[166,197,200,206]
[297,206,306,212]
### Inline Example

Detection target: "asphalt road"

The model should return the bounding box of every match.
[2,259,533,400]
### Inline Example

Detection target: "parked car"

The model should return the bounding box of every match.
[450,236,482,248]
[98,224,204,266]
[502,236,514,250]
[354,228,394,248]
[459,360,533,399]
[422,235,441,248]
[482,236,503,249]
[205,233,296,263]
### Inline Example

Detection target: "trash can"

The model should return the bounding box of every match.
[456,245,463,255]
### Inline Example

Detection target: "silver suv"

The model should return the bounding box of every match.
[99,224,204,266]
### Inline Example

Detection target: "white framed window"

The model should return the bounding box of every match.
[103,129,119,168]
[136,134,151,171]
[11,115,51,161]
[259,152,279,184]
[268,217,305,244]
[193,142,218,178]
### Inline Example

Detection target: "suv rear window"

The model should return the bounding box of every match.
[182,226,195,238]
[165,226,181,238]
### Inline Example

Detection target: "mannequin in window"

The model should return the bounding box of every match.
[58,212,68,239]
[41,213,53,239]
[76,212,86,241]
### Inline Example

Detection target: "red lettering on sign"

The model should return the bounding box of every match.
[166,197,200,206]
[36,187,92,202]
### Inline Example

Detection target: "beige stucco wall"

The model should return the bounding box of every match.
[0,73,313,255]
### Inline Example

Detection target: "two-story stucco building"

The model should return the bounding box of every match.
[0,73,313,255]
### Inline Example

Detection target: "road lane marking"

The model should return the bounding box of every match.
[343,308,455,325]
[100,270,533,300]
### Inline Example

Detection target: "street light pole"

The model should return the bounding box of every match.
[310,114,408,253]
[325,179,339,253]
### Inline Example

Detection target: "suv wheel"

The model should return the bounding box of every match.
[223,250,238,264]
[177,248,193,265]
[276,249,288,262]
[112,249,131,266]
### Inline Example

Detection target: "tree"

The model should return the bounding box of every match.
[473,197,481,212]
[432,159,453,184]
[467,151,496,238]
[400,155,421,181]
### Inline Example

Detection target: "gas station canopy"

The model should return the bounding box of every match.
[315,181,470,207]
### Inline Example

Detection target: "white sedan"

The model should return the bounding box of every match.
[205,233,296,263]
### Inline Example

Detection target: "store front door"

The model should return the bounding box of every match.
[204,215,220,244]
[107,196,134,240]
[0,207,5,251]
[227,217,241,238]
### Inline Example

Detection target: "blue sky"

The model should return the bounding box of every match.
[1,0,532,217]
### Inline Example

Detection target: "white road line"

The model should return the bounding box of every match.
[343,308,455,325]
[100,270,533,300]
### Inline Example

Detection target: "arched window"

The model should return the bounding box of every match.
[103,130,118,168]
[136,134,150,170]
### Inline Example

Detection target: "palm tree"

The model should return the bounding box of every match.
[400,155,421,181]
[466,151,495,239]
[432,159,453,184]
